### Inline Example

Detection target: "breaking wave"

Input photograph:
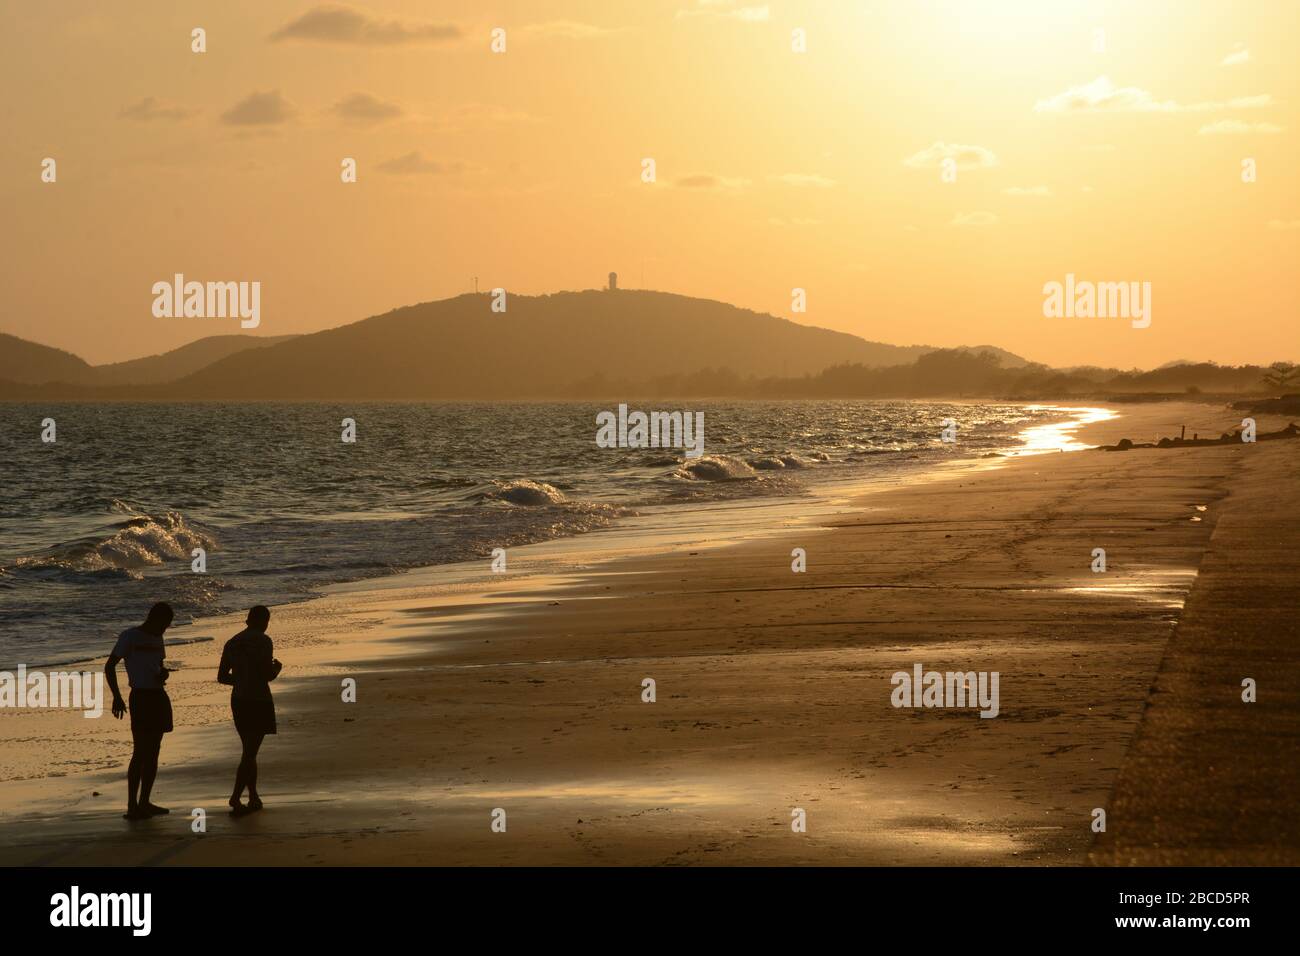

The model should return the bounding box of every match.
[676,455,757,481]
[8,504,216,577]
[476,479,568,507]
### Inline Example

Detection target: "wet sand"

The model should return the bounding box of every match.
[1090,437,1300,865]
[1,401,1295,866]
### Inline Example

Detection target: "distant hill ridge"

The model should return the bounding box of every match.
[0,333,93,386]
[0,290,1030,398]
[0,332,294,388]
[93,334,298,385]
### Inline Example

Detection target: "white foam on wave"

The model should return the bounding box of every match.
[479,479,568,506]
[14,506,217,574]
[676,455,758,482]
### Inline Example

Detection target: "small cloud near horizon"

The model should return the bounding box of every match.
[270,3,462,45]
[220,90,296,126]
[1035,75,1275,113]
[675,173,750,189]
[377,151,469,175]
[1221,43,1251,67]
[676,2,770,23]
[119,97,197,122]
[522,21,620,39]
[332,92,404,124]
[770,173,836,188]
[951,211,998,227]
[425,103,542,133]
[903,142,999,170]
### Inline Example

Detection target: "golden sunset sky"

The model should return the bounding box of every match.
[2,0,1296,367]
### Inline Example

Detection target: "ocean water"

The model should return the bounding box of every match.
[0,401,1079,666]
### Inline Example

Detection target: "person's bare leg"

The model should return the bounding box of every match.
[245,732,266,810]
[230,730,258,815]
[230,756,247,808]
[139,735,169,815]
[124,743,144,819]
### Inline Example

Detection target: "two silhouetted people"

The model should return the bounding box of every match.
[218,605,282,816]
[107,602,282,821]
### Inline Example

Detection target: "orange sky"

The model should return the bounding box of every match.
[2,0,1296,367]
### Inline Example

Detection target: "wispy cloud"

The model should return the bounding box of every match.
[331,92,404,124]
[270,4,461,46]
[903,142,999,170]
[422,103,542,134]
[676,2,770,23]
[675,173,750,189]
[770,173,836,188]
[1222,94,1275,109]
[1221,43,1251,67]
[1034,76,1276,113]
[220,90,296,126]
[521,21,620,40]
[1198,119,1284,135]
[377,151,469,175]
[950,211,998,227]
[119,97,196,122]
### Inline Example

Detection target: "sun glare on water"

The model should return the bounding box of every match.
[1014,406,1118,455]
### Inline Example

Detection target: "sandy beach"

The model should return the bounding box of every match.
[2,401,1295,866]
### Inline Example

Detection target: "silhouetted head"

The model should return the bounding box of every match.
[246,605,271,633]
[142,602,174,635]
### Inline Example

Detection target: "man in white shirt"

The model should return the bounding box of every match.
[105,602,175,820]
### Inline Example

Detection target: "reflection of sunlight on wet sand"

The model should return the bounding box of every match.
[462,780,746,806]
[1064,568,1197,609]
[459,776,1029,857]
[859,824,1020,856]
[1013,406,1118,455]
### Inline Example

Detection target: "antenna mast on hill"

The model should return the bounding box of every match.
[473,276,478,294]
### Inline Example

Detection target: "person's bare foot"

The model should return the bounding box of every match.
[248,797,264,812]
[123,807,149,821]
[229,799,252,817]
[142,803,170,816]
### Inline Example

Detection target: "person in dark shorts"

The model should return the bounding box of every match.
[105,602,176,821]
[218,605,282,816]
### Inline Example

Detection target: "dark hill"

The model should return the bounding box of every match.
[171,290,946,399]
[0,333,94,386]
[92,334,297,386]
